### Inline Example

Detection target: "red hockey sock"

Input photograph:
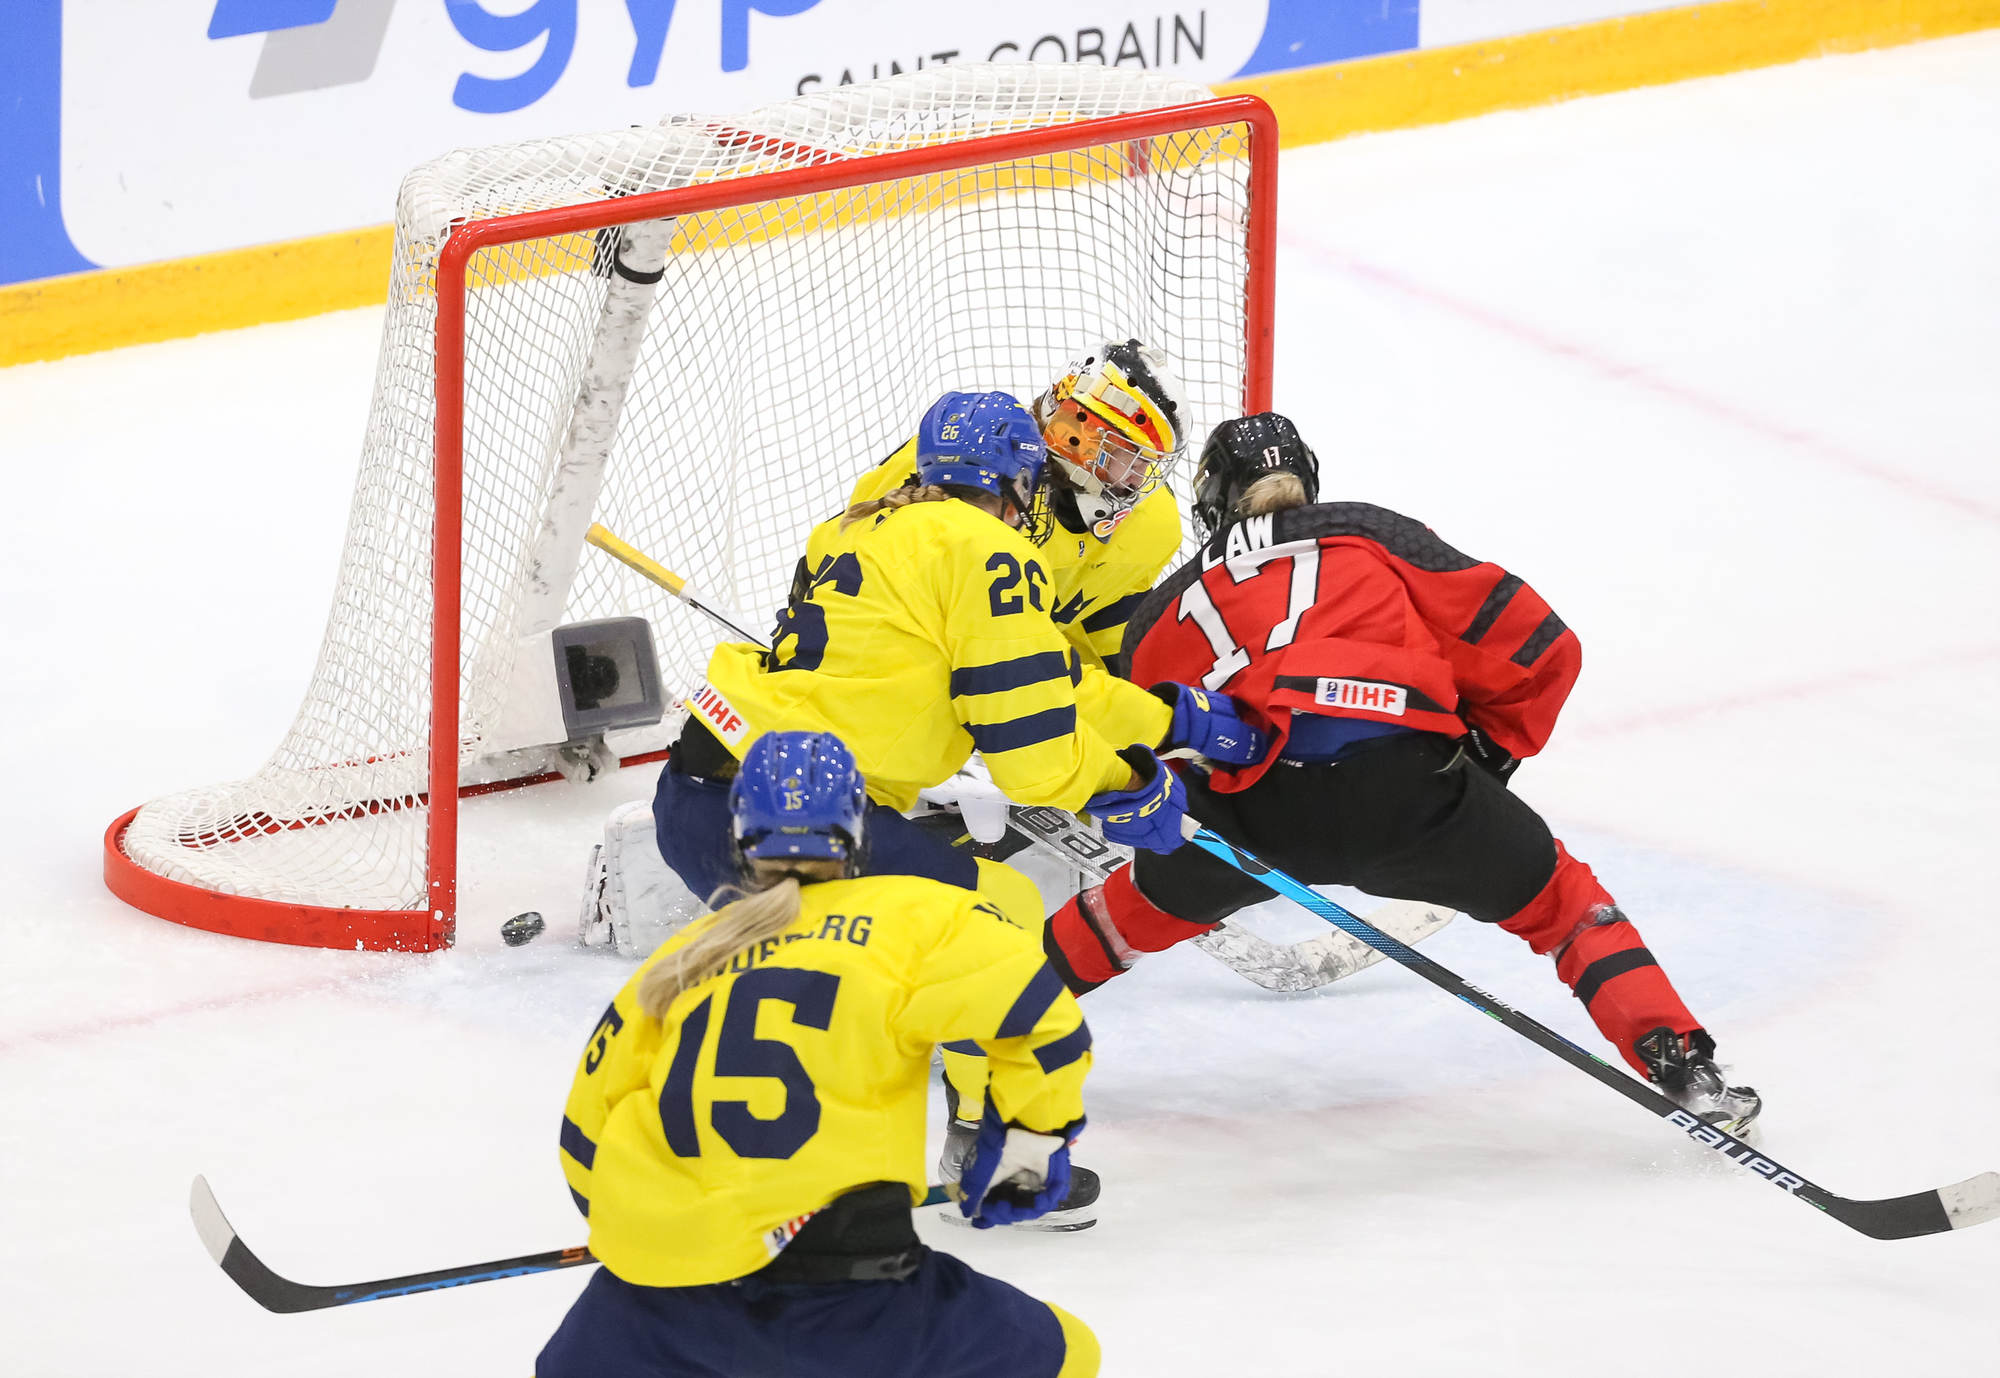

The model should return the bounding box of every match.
[1043,865,1217,994]
[1498,842,1702,1076]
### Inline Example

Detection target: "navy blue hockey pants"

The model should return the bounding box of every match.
[536,1249,1080,1378]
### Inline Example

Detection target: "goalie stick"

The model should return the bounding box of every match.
[1183,825,2000,1241]
[585,524,1455,991]
[190,1176,951,1313]
[1001,802,1454,993]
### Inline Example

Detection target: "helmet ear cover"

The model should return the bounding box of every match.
[1191,412,1320,541]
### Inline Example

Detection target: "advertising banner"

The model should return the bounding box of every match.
[2,0,1687,288]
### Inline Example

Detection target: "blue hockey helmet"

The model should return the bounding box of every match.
[728,731,869,875]
[915,390,1049,537]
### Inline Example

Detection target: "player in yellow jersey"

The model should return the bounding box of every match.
[613,390,1264,1225]
[653,390,1261,915]
[847,339,1192,669]
[537,731,1101,1378]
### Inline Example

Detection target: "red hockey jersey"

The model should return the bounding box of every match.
[1121,503,1581,792]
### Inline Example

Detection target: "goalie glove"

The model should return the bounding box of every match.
[1086,746,1187,854]
[956,1104,1077,1229]
[1152,682,1268,767]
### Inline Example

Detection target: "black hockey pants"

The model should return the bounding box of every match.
[1131,732,1561,925]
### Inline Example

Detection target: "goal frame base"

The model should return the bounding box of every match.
[103,808,450,952]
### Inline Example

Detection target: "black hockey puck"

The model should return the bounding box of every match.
[500,911,546,947]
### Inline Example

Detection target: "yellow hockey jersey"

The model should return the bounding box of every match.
[848,438,1184,668]
[688,495,1170,812]
[557,874,1091,1287]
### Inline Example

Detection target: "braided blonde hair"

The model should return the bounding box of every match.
[841,484,954,529]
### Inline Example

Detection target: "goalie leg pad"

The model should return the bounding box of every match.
[591,799,707,957]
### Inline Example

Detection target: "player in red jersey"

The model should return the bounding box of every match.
[1046,412,1761,1133]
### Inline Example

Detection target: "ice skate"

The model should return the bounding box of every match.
[938,1086,1099,1231]
[1637,1027,1762,1139]
[575,844,614,948]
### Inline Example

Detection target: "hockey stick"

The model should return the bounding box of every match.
[582,525,1431,990]
[586,523,768,646]
[1002,803,1455,993]
[1182,825,2000,1241]
[191,1176,951,1313]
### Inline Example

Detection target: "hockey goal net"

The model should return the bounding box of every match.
[104,64,1275,951]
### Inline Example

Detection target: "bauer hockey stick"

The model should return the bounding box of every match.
[582,526,1439,991]
[190,1176,951,1313]
[1182,825,2000,1241]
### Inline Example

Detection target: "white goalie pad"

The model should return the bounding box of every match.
[578,799,708,957]
[915,755,1012,844]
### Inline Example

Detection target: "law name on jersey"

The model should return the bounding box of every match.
[1200,513,1279,570]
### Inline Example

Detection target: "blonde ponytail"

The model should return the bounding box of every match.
[634,858,844,1016]
[841,484,954,529]
[1237,471,1309,520]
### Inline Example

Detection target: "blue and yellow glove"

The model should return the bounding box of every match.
[1152,682,1269,766]
[957,1104,1076,1229]
[1086,745,1187,854]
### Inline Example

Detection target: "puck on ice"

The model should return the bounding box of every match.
[501,911,546,947]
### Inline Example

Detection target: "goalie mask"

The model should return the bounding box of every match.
[1033,339,1189,540]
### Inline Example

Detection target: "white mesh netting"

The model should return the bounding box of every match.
[120,64,1260,918]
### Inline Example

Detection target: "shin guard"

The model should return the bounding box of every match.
[1498,843,1702,1076]
[1043,866,1216,994]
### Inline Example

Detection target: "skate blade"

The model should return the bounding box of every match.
[933,1203,1098,1232]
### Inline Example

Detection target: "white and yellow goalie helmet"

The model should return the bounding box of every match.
[1033,339,1189,540]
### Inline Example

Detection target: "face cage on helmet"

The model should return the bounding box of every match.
[1039,396,1180,508]
[1006,469,1054,545]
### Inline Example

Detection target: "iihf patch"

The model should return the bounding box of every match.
[1313,678,1408,715]
[687,681,749,745]
[764,1208,819,1256]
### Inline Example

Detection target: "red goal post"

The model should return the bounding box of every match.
[104,69,1278,952]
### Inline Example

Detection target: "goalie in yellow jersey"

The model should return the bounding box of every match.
[847,338,1193,669]
[650,387,1263,921]
[538,732,1101,1378]
[596,389,1265,1224]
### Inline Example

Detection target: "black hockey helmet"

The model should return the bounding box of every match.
[1191,412,1320,540]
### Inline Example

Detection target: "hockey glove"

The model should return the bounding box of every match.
[1086,746,1187,854]
[1460,726,1519,784]
[1151,682,1269,767]
[956,1104,1074,1230]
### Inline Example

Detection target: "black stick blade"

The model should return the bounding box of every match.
[1826,1171,2000,1241]
[192,1175,328,1314]
[190,1176,595,1313]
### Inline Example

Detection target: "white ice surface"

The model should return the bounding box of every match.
[4,31,2000,1377]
